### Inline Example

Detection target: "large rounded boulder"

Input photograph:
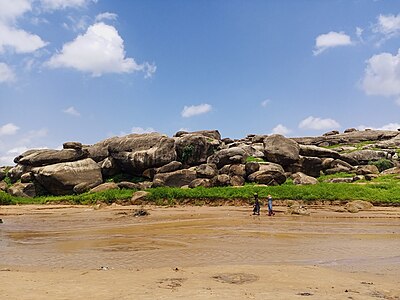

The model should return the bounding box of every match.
[207,147,248,169]
[247,162,286,185]
[153,169,197,187]
[15,148,88,167]
[264,134,300,165]
[109,133,177,175]
[32,158,103,195]
[174,133,220,166]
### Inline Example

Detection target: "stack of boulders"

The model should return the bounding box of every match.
[0,128,399,197]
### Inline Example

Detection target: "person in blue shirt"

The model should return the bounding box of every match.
[267,194,275,216]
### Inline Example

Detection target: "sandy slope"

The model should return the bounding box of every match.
[0,204,399,299]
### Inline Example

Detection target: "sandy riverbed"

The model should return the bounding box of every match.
[0,203,399,299]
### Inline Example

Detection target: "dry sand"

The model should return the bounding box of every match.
[0,203,399,299]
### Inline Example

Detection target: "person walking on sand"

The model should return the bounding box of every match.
[267,194,275,216]
[253,193,260,215]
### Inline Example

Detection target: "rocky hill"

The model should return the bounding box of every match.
[1,128,400,197]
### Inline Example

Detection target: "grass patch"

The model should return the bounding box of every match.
[2,177,400,205]
[245,156,266,163]
[321,141,377,152]
[318,172,355,182]
[2,189,135,205]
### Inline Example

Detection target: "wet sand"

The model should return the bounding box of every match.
[0,204,399,299]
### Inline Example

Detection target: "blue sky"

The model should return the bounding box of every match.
[1,0,400,165]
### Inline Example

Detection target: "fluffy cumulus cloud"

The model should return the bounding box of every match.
[46,22,155,77]
[299,116,340,130]
[0,123,19,136]
[39,0,97,10]
[0,23,47,53]
[181,103,212,118]
[0,0,47,54]
[362,49,400,103]
[271,124,291,136]
[0,62,15,83]
[63,106,80,117]
[0,0,31,22]
[313,31,352,55]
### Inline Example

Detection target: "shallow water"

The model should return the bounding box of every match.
[1,205,400,275]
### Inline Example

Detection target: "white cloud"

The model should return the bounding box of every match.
[0,62,16,83]
[313,31,352,55]
[62,15,91,32]
[131,127,155,134]
[0,123,19,136]
[63,106,81,117]
[181,103,212,118]
[39,0,97,10]
[357,123,400,131]
[0,0,31,22]
[299,116,340,130]
[46,22,154,77]
[0,23,47,53]
[377,123,400,131]
[373,14,400,38]
[143,62,156,78]
[0,155,15,166]
[271,124,291,136]
[0,1,47,54]
[7,146,28,154]
[261,99,270,107]
[95,12,118,22]
[362,49,400,100]
[356,27,364,41]
[17,128,48,145]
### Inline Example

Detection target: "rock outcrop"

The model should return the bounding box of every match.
[1,128,399,197]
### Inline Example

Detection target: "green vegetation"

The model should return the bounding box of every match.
[106,173,146,183]
[317,172,355,182]
[321,140,378,152]
[2,175,400,205]
[180,144,194,163]
[0,189,134,205]
[368,159,394,172]
[246,156,266,163]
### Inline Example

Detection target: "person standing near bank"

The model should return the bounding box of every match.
[267,194,275,216]
[253,193,260,215]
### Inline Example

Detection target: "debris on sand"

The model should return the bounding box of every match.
[286,203,310,216]
[296,292,314,296]
[157,278,187,290]
[0,219,3,223]
[212,273,259,285]
[133,209,150,217]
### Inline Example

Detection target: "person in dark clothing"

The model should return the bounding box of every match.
[253,193,260,215]
[267,194,275,216]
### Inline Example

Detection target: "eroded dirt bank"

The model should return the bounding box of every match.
[1,204,399,299]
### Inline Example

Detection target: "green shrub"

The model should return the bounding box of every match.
[0,191,12,205]
[107,173,145,183]
[368,159,394,172]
